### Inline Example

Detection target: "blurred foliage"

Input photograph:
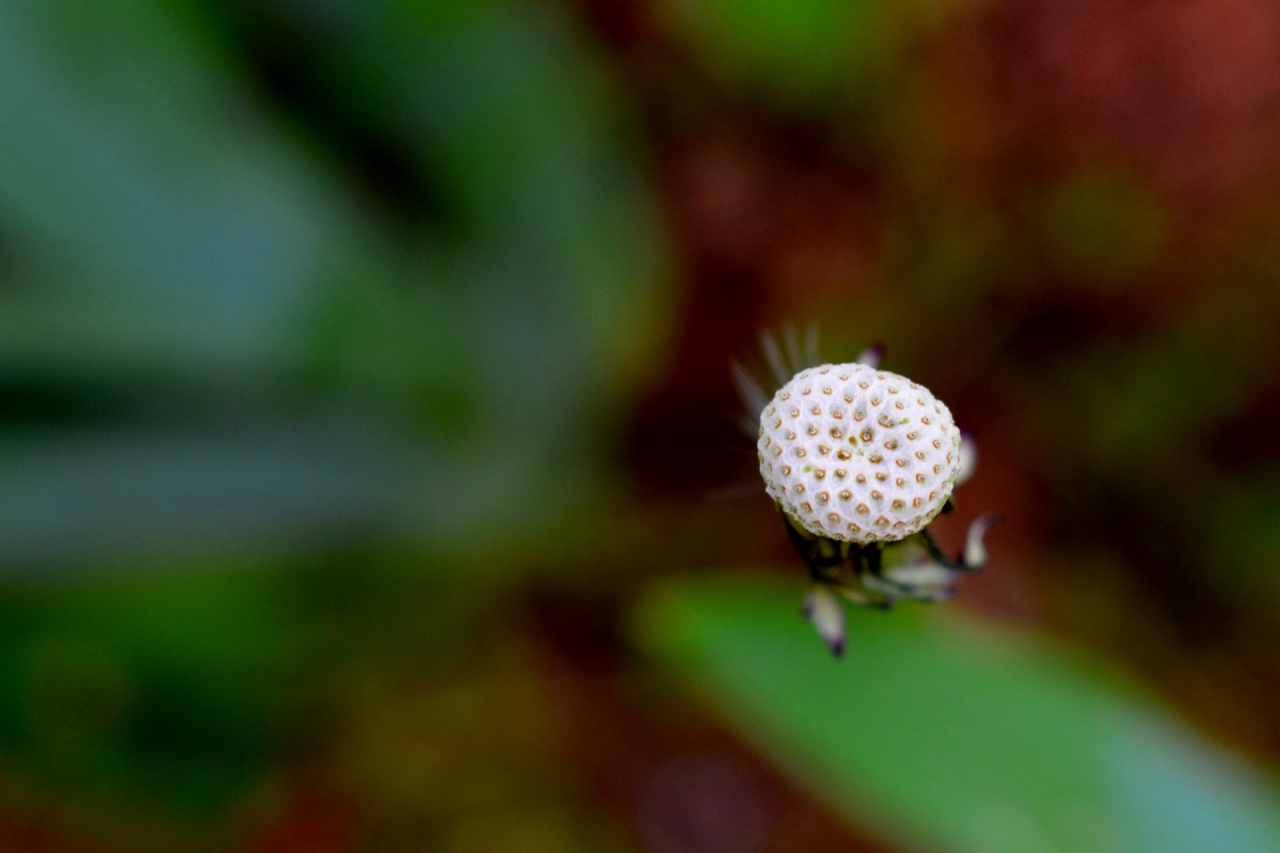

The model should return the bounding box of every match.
[0,566,308,820]
[0,0,670,845]
[0,0,668,563]
[4,0,1280,850]
[656,0,974,104]
[638,577,1280,853]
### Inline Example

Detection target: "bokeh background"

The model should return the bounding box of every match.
[3,0,1280,850]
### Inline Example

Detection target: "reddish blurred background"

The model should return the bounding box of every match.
[2,0,1280,849]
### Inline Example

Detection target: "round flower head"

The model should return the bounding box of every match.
[757,363,962,544]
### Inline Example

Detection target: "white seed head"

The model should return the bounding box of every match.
[757,363,962,544]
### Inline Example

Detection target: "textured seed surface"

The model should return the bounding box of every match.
[757,363,962,544]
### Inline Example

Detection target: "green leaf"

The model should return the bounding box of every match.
[0,0,670,561]
[0,564,305,820]
[657,0,964,101]
[637,575,1280,853]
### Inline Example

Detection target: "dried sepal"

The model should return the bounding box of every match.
[803,584,847,657]
[862,559,959,603]
[963,513,1003,570]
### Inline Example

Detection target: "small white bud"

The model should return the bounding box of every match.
[757,363,962,545]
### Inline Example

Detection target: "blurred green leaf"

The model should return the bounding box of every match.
[0,0,352,373]
[0,565,305,819]
[0,427,415,562]
[0,0,670,562]
[658,0,964,100]
[0,556,478,816]
[637,575,1280,853]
